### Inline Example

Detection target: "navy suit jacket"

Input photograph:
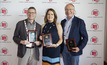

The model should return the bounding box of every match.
[61,16,88,56]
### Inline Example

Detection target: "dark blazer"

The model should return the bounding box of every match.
[13,19,41,60]
[61,16,88,56]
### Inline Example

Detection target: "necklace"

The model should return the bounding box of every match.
[24,20,36,35]
[43,22,55,33]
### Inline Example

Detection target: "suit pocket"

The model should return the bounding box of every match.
[17,44,26,58]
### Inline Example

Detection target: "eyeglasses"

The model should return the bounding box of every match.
[65,9,74,11]
[27,12,36,14]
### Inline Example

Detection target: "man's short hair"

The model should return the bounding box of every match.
[65,3,75,10]
[65,3,74,7]
[28,7,36,13]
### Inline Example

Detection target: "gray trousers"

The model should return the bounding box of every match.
[18,48,37,65]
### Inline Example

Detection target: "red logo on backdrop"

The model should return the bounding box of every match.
[0,21,8,28]
[3,0,7,1]
[27,63,29,65]
[91,23,99,30]
[90,50,98,57]
[1,60,9,65]
[91,63,97,65]
[26,0,29,1]
[93,0,99,3]
[1,34,8,41]
[91,9,99,16]
[0,8,8,15]
[49,0,52,2]
[91,36,98,43]
[23,8,28,14]
[70,0,76,2]
[1,48,8,55]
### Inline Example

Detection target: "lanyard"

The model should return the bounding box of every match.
[24,20,36,35]
[64,16,74,37]
[64,23,72,44]
[64,23,72,37]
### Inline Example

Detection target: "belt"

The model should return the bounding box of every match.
[26,46,35,49]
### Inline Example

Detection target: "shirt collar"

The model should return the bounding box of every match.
[65,15,74,22]
[27,19,36,24]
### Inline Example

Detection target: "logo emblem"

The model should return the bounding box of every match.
[23,8,28,14]
[3,0,7,1]
[0,8,8,15]
[49,0,52,2]
[1,60,9,65]
[90,50,98,57]
[91,9,99,16]
[91,23,99,30]
[45,35,48,38]
[1,34,8,41]
[70,0,76,2]
[27,63,29,65]
[26,0,29,1]
[93,0,99,3]
[0,21,8,28]
[1,48,8,55]
[91,63,97,65]
[90,36,98,43]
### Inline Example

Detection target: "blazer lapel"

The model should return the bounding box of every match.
[23,19,28,39]
[68,16,76,39]
[35,22,40,37]
[36,22,38,30]
[62,19,66,32]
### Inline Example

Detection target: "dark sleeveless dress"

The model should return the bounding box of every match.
[42,22,60,65]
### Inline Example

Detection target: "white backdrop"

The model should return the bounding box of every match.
[0,0,106,65]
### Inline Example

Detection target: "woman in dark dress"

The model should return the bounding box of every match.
[40,8,63,65]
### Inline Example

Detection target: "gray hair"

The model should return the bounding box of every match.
[65,3,75,11]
